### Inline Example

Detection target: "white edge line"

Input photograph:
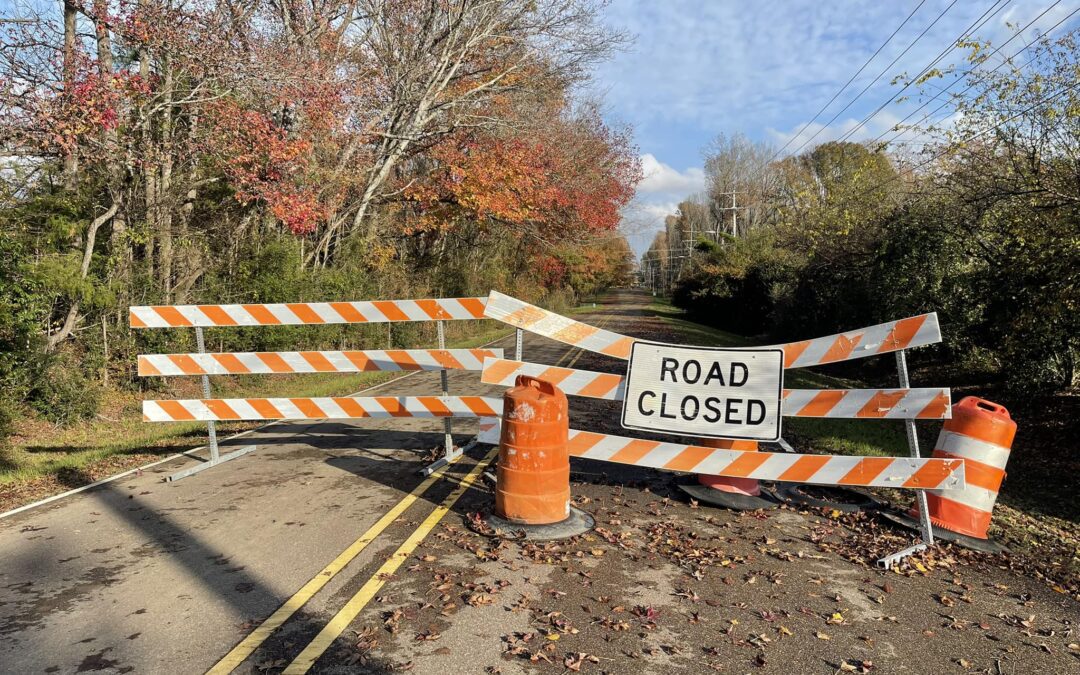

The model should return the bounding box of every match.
[0,331,515,521]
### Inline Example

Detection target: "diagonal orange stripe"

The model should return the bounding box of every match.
[836,457,893,486]
[154,306,192,327]
[882,315,928,352]
[505,305,547,327]
[609,439,661,465]
[577,374,623,398]
[248,399,284,419]
[129,311,147,328]
[385,350,421,370]
[935,452,1003,491]
[856,390,907,418]
[418,397,452,416]
[373,301,410,322]
[567,432,606,457]
[213,354,250,374]
[242,305,280,325]
[663,445,719,472]
[916,391,950,419]
[156,400,196,421]
[461,397,498,416]
[299,352,337,372]
[167,354,205,375]
[820,334,862,365]
[536,366,574,385]
[798,390,845,417]
[343,352,377,371]
[137,357,162,376]
[375,397,412,418]
[290,398,327,418]
[481,359,523,384]
[710,450,771,477]
[415,299,453,321]
[329,302,367,323]
[551,323,598,346]
[777,455,832,482]
[782,340,811,367]
[429,350,466,370]
[333,398,369,418]
[199,306,237,326]
[458,298,487,318]
[257,352,293,373]
[203,399,240,420]
[902,458,962,489]
[600,337,634,359]
[286,303,324,324]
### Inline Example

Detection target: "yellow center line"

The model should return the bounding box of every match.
[281,447,499,674]
[210,314,604,674]
[205,456,462,675]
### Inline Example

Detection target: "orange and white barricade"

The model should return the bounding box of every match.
[482,292,956,566]
[888,397,1016,553]
[132,296,501,481]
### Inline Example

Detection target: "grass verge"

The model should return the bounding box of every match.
[0,322,514,510]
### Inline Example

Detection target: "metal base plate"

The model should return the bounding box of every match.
[167,445,257,482]
[767,483,886,513]
[879,510,1008,554]
[677,479,779,511]
[484,507,594,541]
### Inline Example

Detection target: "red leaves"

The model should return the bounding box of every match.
[205,100,324,234]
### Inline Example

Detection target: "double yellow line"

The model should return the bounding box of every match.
[209,309,610,674]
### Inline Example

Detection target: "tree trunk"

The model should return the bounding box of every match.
[62,1,78,187]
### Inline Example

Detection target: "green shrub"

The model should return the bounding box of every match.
[29,357,101,426]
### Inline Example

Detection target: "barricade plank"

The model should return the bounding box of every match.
[143,396,501,422]
[564,429,965,489]
[138,349,503,376]
[130,297,488,328]
[483,291,940,367]
[480,358,951,419]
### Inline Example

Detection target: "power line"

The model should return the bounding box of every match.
[784,0,962,159]
[876,2,1075,149]
[850,78,1080,200]
[834,0,1016,146]
[767,0,928,162]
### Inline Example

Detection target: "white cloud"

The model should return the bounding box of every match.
[637,153,706,194]
[765,111,903,152]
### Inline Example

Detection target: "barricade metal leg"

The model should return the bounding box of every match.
[515,327,523,361]
[877,348,935,566]
[421,321,463,476]
[167,326,256,482]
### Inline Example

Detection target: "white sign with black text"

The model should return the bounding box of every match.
[621,342,784,441]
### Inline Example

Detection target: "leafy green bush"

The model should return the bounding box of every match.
[29,356,101,426]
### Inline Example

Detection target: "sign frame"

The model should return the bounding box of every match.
[620,341,785,442]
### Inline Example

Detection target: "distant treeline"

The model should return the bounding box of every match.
[644,31,1079,395]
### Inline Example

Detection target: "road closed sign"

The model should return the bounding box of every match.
[621,342,784,441]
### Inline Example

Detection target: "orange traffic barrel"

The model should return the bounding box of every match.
[912,396,1016,542]
[495,375,570,525]
[677,438,778,510]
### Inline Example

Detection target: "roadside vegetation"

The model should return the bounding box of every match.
[0,1,638,499]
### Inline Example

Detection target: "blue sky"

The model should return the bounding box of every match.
[595,0,1079,255]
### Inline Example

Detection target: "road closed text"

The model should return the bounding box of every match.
[635,358,768,425]
[621,344,784,441]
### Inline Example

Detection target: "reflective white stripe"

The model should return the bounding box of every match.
[138,349,503,376]
[478,417,501,443]
[565,430,965,490]
[855,322,894,354]
[935,430,1011,469]
[484,291,628,356]
[142,401,169,422]
[926,486,997,511]
[130,298,487,327]
[911,313,941,351]
[483,359,947,419]
[142,397,503,421]
[225,399,262,419]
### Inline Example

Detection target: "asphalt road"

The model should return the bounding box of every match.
[1,289,1077,675]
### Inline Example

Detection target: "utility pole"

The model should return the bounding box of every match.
[713,190,747,239]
